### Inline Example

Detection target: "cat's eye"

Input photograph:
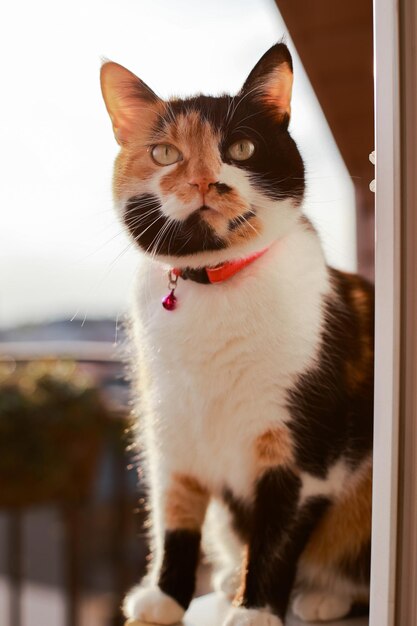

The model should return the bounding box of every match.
[227,139,255,161]
[151,144,182,166]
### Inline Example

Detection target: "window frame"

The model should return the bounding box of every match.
[369,1,401,625]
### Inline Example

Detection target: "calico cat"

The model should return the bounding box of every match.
[100,43,374,626]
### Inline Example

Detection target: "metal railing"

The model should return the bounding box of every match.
[0,348,147,626]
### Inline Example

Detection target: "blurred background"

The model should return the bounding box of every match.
[0,1,374,625]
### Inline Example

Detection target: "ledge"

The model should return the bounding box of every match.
[128,592,368,625]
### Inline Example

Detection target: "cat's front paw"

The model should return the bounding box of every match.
[292,591,352,622]
[223,606,283,626]
[123,586,185,625]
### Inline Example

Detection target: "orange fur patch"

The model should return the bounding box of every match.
[112,101,167,200]
[159,111,222,204]
[198,188,254,238]
[233,545,249,607]
[344,278,374,392]
[165,473,209,532]
[227,215,262,245]
[300,460,372,569]
[101,61,165,145]
[255,427,294,469]
[113,148,153,199]
[258,63,293,120]
[211,189,249,220]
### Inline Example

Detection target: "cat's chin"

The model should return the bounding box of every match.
[150,236,275,270]
[143,197,303,269]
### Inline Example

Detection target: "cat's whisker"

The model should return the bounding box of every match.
[125,205,160,219]
[226,84,264,123]
[166,100,176,122]
[157,220,177,257]
[131,213,166,243]
[224,95,235,128]
[107,240,135,270]
[167,220,182,255]
[240,214,260,236]
[125,207,161,227]
[232,110,262,126]
[146,215,174,258]
[125,199,162,210]
[150,221,171,256]
[232,125,267,147]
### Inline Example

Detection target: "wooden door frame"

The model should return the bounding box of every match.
[371,0,417,624]
[395,0,417,622]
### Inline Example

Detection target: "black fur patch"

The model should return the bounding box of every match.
[213,182,232,195]
[158,529,201,610]
[241,42,293,97]
[231,468,329,620]
[222,488,253,541]
[266,497,330,618]
[179,267,210,284]
[124,194,226,256]
[229,210,256,231]
[286,269,374,477]
[241,468,301,611]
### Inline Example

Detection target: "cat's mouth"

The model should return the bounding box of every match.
[195,203,232,236]
[196,203,257,237]
[197,204,220,214]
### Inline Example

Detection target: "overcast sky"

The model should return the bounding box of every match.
[0,0,356,329]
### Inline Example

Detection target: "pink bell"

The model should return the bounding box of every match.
[162,290,177,311]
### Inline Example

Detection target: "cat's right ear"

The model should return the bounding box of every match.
[240,43,294,125]
[100,62,161,145]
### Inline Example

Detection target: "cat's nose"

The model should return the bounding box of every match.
[188,177,219,194]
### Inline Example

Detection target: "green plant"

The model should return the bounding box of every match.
[0,359,126,507]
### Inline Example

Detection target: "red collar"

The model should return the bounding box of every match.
[162,247,269,310]
[173,247,269,285]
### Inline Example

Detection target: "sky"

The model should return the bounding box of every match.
[0,0,356,329]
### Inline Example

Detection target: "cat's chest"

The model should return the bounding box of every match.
[133,241,330,495]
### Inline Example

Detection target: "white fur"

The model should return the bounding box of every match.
[133,227,329,498]
[203,500,245,599]
[130,221,330,583]
[295,547,370,617]
[224,606,283,626]
[219,163,253,198]
[123,585,184,624]
[292,590,352,622]
[299,461,349,505]
[296,558,370,608]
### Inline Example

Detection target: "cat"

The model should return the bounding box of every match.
[100,43,374,626]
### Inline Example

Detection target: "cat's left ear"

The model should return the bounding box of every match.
[100,61,162,145]
[241,43,293,124]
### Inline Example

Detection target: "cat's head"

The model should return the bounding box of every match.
[101,43,304,268]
